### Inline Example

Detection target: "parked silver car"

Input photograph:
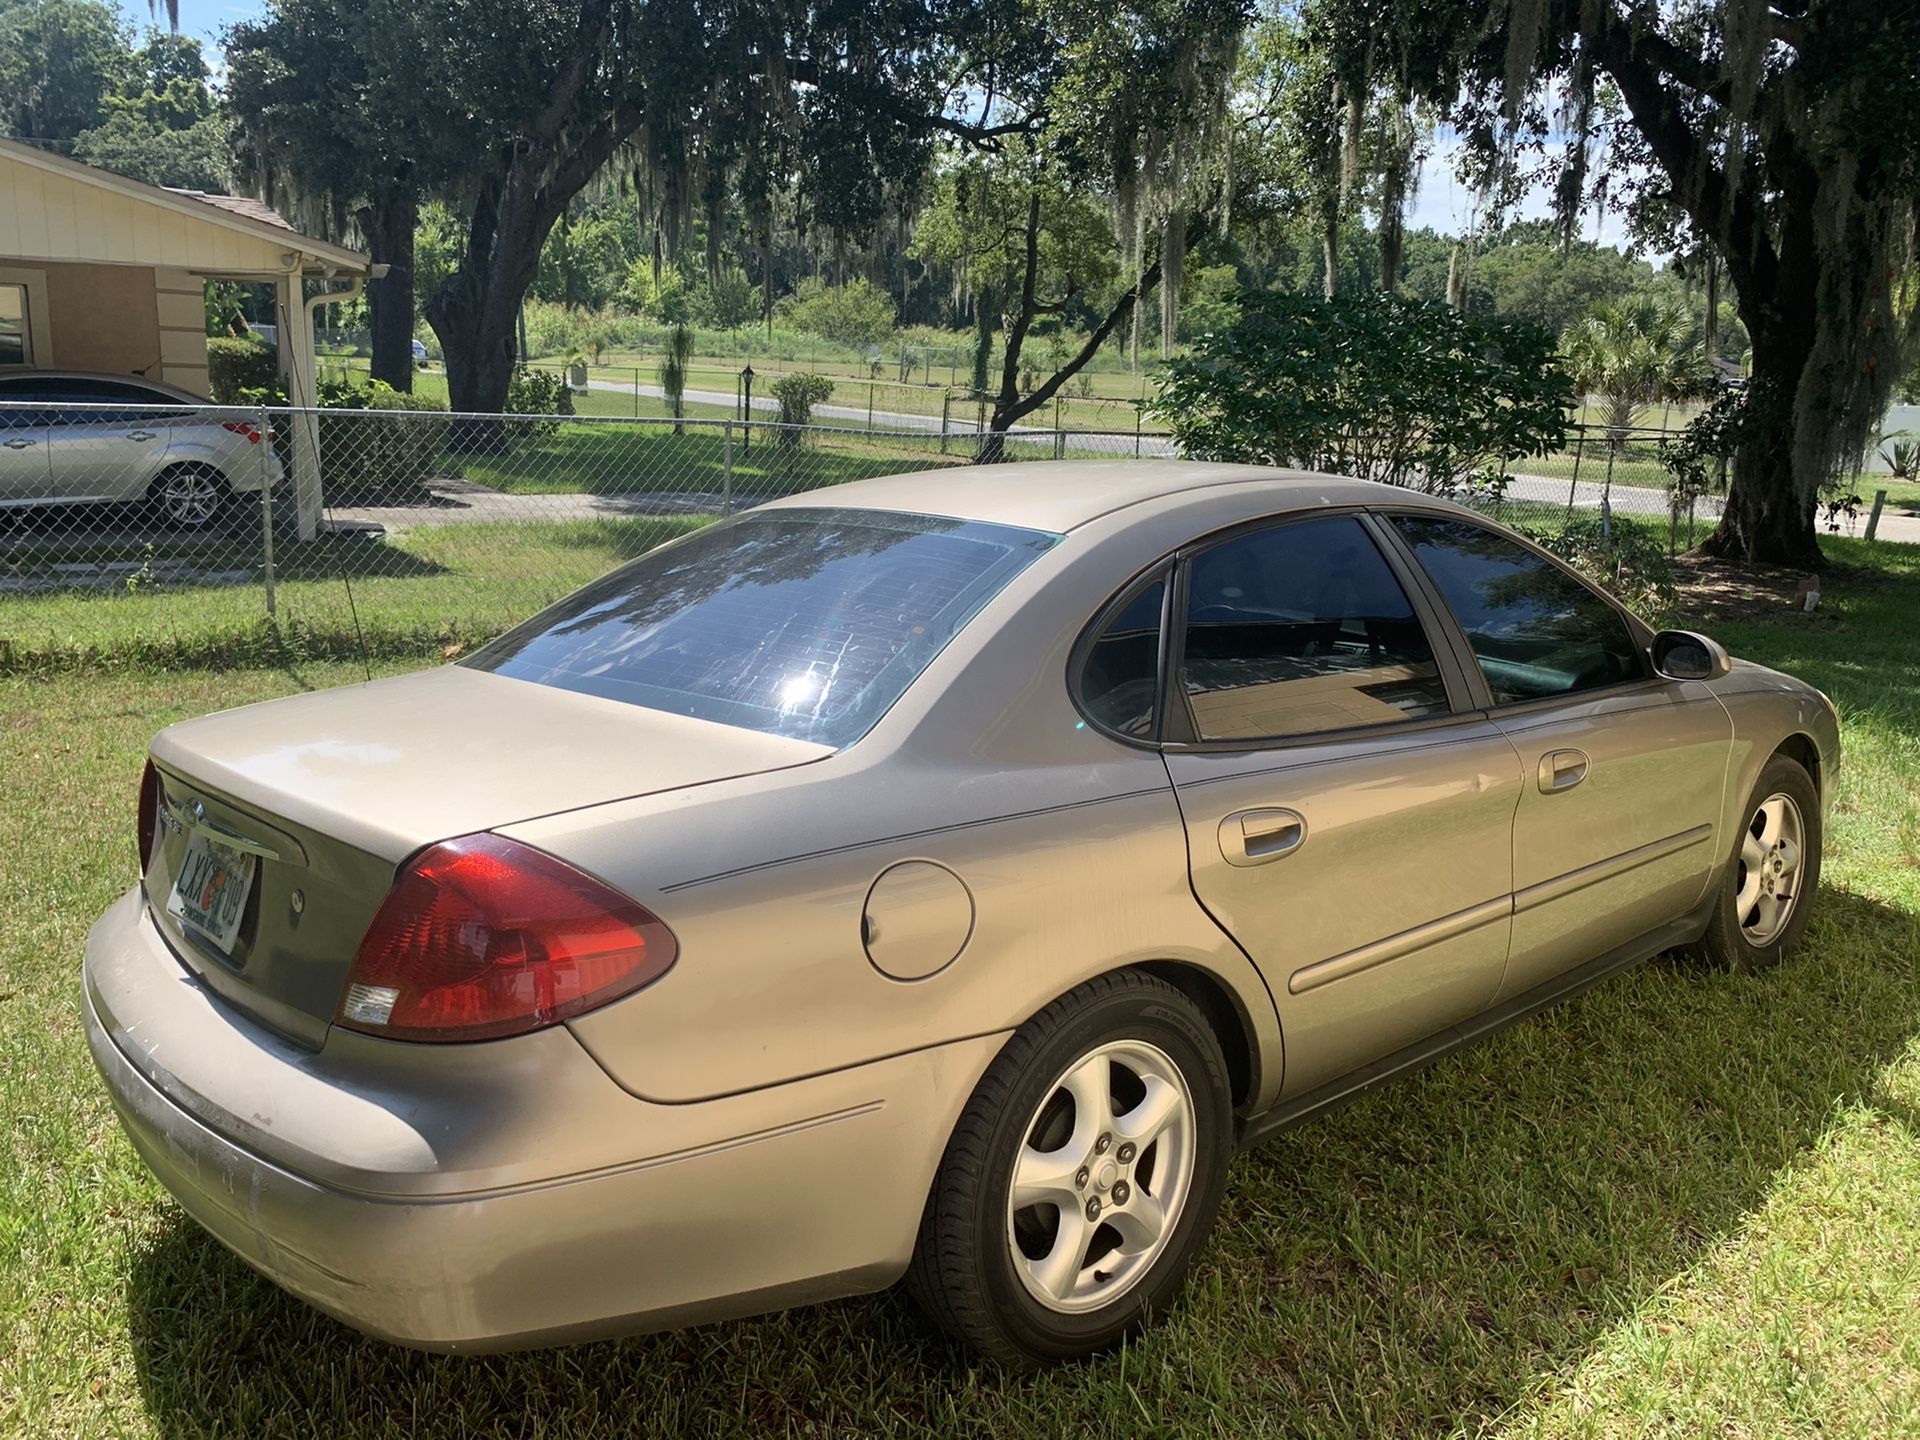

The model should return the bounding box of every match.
[0,370,280,527]
[84,463,1839,1366]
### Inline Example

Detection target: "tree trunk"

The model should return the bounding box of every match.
[1697,311,1827,569]
[361,187,418,393]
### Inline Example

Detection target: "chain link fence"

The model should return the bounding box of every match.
[2,397,1734,671]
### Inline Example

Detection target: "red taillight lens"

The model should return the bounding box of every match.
[137,761,160,873]
[220,420,263,444]
[337,833,676,1043]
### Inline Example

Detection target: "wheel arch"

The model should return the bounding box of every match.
[1128,959,1265,1112]
[1772,732,1822,799]
[145,456,232,498]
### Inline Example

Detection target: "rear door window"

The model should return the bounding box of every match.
[467,508,1059,747]
[1178,516,1452,741]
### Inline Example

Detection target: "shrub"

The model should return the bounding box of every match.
[504,367,575,439]
[1519,512,1679,623]
[770,372,835,447]
[318,381,451,499]
[778,278,897,348]
[206,336,277,403]
[1146,289,1573,492]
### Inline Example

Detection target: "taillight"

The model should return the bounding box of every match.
[337,833,676,1043]
[220,420,263,444]
[137,761,160,873]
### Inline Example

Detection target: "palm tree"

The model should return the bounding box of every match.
[1562,295,1713,439]
[659,322,693,435]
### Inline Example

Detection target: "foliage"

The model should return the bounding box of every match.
[1562,296,1714,436]
[770,372,834,446]
[779,279,898,348]
[695,265,761,332]
[1658,387,1759,515]
[659,322,693,432]
[1879,434,1916,481]
[317,380,450,496]
[205,337,279,405]
[1520,512,1679,624]
[0,0,128,144]
[502,368,575,438]
[534,208,639,313]
[1147,288,1573,492]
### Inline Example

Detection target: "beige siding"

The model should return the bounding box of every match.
[0,148,294,273]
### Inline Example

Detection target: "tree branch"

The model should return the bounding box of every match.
[996,246,1171,428]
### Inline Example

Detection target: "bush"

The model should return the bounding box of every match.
[1519,512,1678,622]
[206,336,277,403]
[770,372,834,447]
[1146,289,1573,491]
[504,367,575,439]
[778,278,897,348]
[317,381,451,499]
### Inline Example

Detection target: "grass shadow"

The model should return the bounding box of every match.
[123,884,1919,1437]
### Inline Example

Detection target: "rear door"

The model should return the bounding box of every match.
[1155,513,1524,1098]
[40,377,181,502]
[0,378,50,501]
[1383,514,1732,1000]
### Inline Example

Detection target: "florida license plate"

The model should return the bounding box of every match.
[166,832,257,953]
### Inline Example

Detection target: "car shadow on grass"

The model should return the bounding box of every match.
[123,885,1920,1437]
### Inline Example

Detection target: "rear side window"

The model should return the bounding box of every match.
[1392,516,1644,703]
[467,508,1058,747]
[1079,576,1165,738]
[1179,516,1451,741]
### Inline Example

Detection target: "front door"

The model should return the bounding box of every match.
[1386,515,1733,1000]
[1159,514,1524,1098]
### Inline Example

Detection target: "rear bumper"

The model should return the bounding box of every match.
[84,888,1003,1350]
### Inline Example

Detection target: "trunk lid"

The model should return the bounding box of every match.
[142,666,830,1047]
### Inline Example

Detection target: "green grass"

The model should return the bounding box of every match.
[0,517,709,673]
[3,542,1919,1436]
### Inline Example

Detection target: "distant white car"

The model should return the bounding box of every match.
[411,339,429,363]
[0,371,281,528]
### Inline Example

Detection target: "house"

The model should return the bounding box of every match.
[0,136,374,537]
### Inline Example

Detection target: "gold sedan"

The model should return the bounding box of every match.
[84,463,1838,1366]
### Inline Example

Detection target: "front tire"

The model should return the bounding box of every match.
[907,971,1233,1368]
[1699,753,1822,970]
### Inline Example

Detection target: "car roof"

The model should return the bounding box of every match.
[758,460,1447,533]
[0,369,202,401]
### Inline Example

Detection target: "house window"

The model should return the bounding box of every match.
[0,284,29,365]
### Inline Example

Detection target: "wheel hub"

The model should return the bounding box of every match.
[1735,791,1806,947]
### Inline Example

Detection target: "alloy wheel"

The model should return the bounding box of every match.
[161,469,224,527]
[1736,791,1805,947]
[1005,1039,1196,1314]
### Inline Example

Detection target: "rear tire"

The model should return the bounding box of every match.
[1698,754,1821,970]
[151,463,236,531]
[906,971,1233,1368]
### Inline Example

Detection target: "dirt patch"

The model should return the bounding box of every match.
[1670,553,1874,626]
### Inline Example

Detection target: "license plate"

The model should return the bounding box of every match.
[166,832,257,953]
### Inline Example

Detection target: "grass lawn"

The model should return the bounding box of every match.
[0,517,709,672]
[3,541,1919,1436]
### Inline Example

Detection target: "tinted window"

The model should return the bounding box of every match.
[1393,517,1643,703]
[1179,516,1450,741]
[36,377,181,422]
[1080,576,1164,738]
[0,284,27,365]
[467,508,1058,747]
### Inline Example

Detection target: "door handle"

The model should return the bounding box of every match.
[126,430,159,441]
[2,437,35,449]
[1219,808,1307,867]
[1538,749,1590,793]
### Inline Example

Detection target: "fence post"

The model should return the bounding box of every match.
[257,403,276,618]
[723,419,734,516]
[1564,430,1585,517]
[940,393,951,455]
[1134,406,1143,459]
[1865,488,1887,541]
[867,382,875,432]
[1600,445,1617,539]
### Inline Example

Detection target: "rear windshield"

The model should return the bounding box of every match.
[465,508,1059,747]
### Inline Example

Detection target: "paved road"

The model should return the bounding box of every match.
[584,375,1174,455]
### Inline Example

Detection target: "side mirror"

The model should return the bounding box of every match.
[1651,629,1732,682]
